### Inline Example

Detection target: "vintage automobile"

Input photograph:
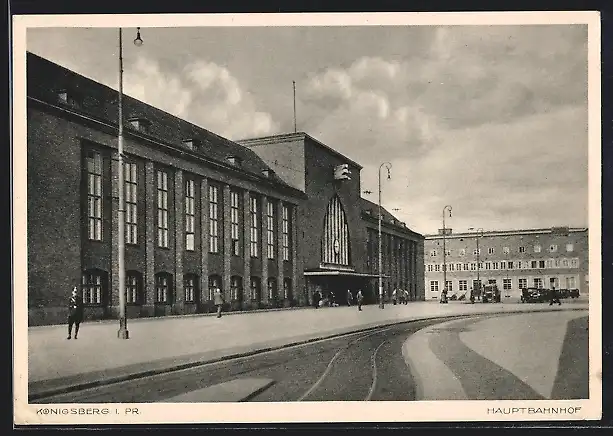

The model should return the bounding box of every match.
[482,284,501,303]
[558,288,580,299]
[520,287,548,303]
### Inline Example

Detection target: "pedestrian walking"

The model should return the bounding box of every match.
[404,289,409,304]
[346,289,353,307]
[549,287,561,306]
[214,287,224,318]
[356,289,364,311]
[313,290,320,309]
[392,288,397,305]
[67,286,83,340]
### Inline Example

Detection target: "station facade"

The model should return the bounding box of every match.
[423,227,589,300]
[26,53,425,325]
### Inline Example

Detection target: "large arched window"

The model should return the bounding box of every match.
[321,195,351,266]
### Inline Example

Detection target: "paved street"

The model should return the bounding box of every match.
[33,310,589,403]
[27,300,589,403]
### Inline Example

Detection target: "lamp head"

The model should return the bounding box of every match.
[134,27,143,46]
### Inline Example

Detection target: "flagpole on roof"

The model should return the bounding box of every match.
[293,80,297,133]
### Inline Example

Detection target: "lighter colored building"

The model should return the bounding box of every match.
[424,226,588,300]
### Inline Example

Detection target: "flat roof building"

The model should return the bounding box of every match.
[423,226,589,301]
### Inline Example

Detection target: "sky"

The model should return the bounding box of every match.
[26,21,591,235]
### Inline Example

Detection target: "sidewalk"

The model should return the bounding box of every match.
[26,299,589,400]
[403,309,590,400]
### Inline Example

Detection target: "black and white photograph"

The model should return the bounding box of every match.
[12,11,601,425]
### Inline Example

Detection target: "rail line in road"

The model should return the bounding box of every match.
[34,308,586,403]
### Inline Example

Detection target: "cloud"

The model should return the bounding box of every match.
[122,56,278,139]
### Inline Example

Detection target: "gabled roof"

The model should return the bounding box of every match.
[26,52,298,193]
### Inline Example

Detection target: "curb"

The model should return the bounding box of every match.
[28,306,588,402]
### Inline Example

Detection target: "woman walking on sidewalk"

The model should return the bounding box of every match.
[214,287,224,318]
[67,286,83,340]
[356,289,364,311]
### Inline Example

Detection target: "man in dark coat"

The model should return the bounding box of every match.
[549,286,561,306]
[67,286,84,340]
[214,287,224,318]
[356,289,364,311]
[346,289,353,307]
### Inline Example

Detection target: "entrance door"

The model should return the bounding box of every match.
[550,277,559,289]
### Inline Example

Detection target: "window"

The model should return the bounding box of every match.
[534,245,541,253]
[267,277,277,300]
[435,264,441,272]
[473,248,480,255]
[566,276,577,289]
[519,278,528,290]
[570,258,579,268]
[566,243,574,252]
[550,244,558,252]
[519,246,526,253]
[430,250,437,257]
[250,277,261,301]
[531,260,538,269]
[282,205,290,261]
[501,261,507,270]
[470,263,476,271]
[430,280,439,293]
[492,262,499,270]
[283,278,292,300]
[86,151,103,241]
[503,246,510,254]
[555,259,562,268]
[533,277,543,289]
[538,260,545,269]
[185,179,196,251]
[445,281,453,292]
[459,248,466,256]
[250,195,259,257]
[231,276,243,301]
[449,263,455,272]
[266,200,275,259]
[445,249,451,256]
[463,263,469,271]
[230,190,240,256]
[82,269,106,305]
[209,185,220,253]
[488,247,495,255]
[546,259,554,268]
[488,279,497,285]
[459,280,468,292]
[485,262,491,270]
[427,264,433,272]
[157,170,169,248]
[208,275,222,300]
[155,273,172,303]
[125,162,138,244]
[472,280,482,291]
[184,274,198,303]
[562,259,569,267]
[456,263,462,271]
[126,271,142,304]
[507,261,514,269]
[503,278,512,291]
[479,262,484,270]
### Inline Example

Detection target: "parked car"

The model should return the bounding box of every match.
[482,284,501,303]
[520,287,548,303]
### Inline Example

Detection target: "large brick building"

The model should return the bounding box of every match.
[238,133,425,305]
[423,227,589,301]
[26,53,424,325]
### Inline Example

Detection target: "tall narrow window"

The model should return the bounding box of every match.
[185,179,195,251]
[230,190,240,256]
[266,199,275,259]
[322,195,350,265]
[209,185,219,253]
[184,274,197,303]
[86,151,103,241]
[250,277,261,301]
[125,162,138,244]
[231,276,242,301]
[157,170,169,248]
[282,204,290,261]
[250,195,259,257]
[126,271,142,304]
[268,277,277,300]
[156,273,172,303]
[82,270,106,305]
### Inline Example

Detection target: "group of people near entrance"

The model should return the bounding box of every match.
[391,288,410,305]
[313,289,364,311]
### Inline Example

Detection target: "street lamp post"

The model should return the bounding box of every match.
[468,227,483,303]
[441,205,452,303]
[117,27,143,340]
[378,162,392,309]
